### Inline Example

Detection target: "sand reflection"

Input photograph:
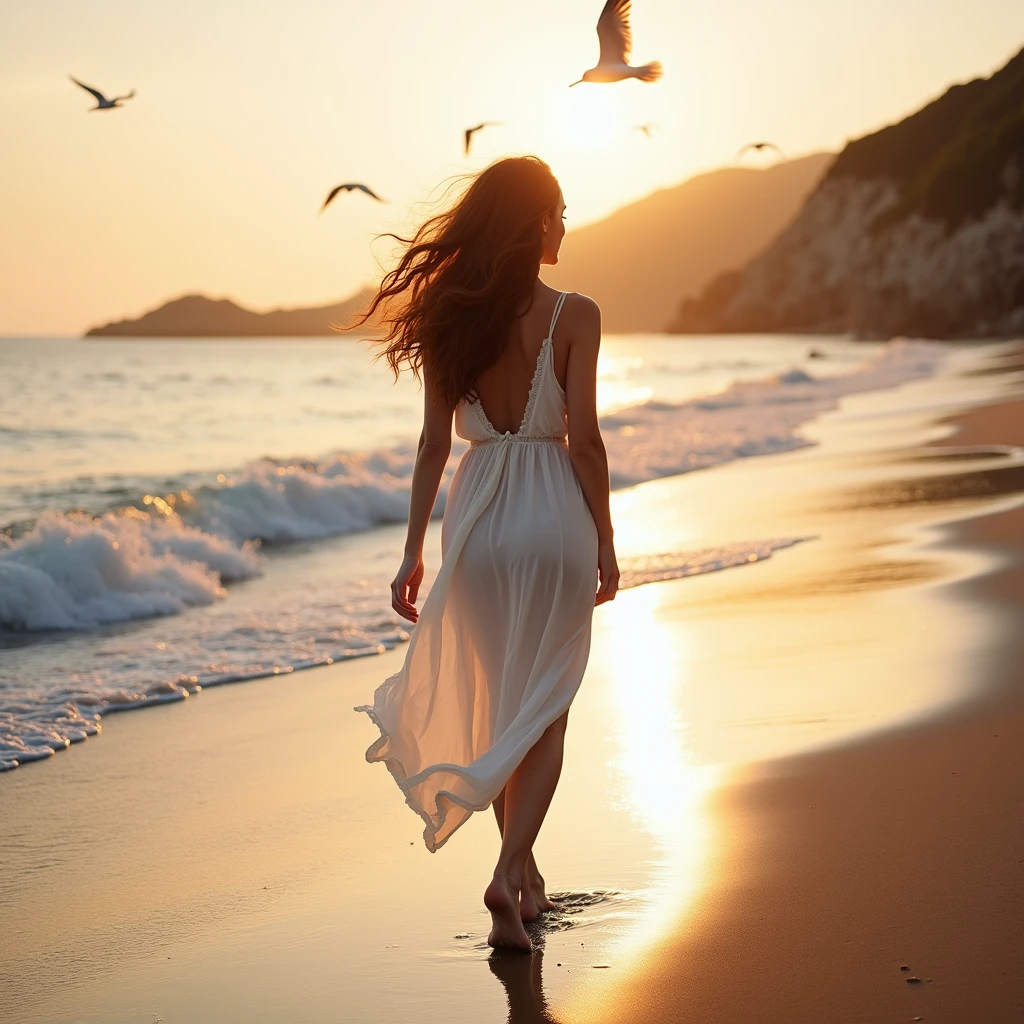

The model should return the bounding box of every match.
[596,583,720,949]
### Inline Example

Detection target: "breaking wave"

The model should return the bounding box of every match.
[0,339,943,635]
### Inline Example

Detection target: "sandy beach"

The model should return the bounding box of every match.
[584,394,1024,1024]
[3,344,1023,1024]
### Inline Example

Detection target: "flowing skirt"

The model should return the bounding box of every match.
[356,439,598,851]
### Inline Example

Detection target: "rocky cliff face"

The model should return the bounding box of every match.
[669,48,1024,338]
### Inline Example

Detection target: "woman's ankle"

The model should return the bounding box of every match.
[491,865,526,891]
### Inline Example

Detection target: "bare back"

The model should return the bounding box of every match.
[471,284,572,435]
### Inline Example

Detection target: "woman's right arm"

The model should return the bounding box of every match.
[565,297,619,605]
[391,370,453,622]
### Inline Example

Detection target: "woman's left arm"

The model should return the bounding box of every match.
[391,372,453,623]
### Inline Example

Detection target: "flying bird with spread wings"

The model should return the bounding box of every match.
[736,141,785,161]
[321,183,386,211]
[464,122,503,156]
[634,123,658,137]
[69,76,135,110]
[571,0,663,87]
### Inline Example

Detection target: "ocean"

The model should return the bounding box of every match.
[0,333,948,772]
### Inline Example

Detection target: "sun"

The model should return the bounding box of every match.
[554,86,623,150]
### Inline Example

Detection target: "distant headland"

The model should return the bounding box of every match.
[84,289,377,338]
[85,156,834,339]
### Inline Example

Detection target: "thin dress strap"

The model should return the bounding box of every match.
[546,291,569,341]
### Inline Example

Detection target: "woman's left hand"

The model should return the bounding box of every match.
[391,554,425,623]
[595,540,620,606]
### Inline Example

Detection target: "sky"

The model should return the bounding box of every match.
[2,0,1022,335]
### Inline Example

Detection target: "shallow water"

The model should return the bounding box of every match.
[0,334,949,771]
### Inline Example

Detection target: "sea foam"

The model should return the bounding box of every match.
[0,339,944,635]
[0,510,260,630]
[181,447,432,543]
[0,535,804,771]
[600,338,944,487]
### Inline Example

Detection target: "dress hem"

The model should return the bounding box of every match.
[354,673,493,854]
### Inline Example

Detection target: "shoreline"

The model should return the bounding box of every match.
[0,333,956,775]
[2,346,1023,1023]
[582,390,1024,1024]
[3,331,942,773]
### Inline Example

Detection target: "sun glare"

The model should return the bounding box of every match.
[554,86,623,150]
[564,585,721,1021]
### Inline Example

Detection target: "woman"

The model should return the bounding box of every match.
[356,155,618,951]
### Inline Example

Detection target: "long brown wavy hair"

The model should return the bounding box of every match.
[358,156,562,409]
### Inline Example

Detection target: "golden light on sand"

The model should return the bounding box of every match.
[606,586,695,827]
[585,584,721,962]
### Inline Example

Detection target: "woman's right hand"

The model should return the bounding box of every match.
[391,554,425,623]
[595,540,620,606]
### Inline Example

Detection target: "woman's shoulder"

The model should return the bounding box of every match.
[553,290,601,330]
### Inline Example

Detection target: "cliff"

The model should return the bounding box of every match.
[668,47,1024,338]
[543,153,833,333]
[85,288,376,337]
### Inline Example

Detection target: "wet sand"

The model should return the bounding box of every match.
[580,391,1024,1024]
[2,346,1023,1024]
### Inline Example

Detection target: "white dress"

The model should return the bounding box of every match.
[356,291,598,851]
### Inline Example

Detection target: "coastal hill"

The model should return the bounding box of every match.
[669,45,1024,338]
[85,157,831,339]
[85,288,376,337]
[543,153,833,333]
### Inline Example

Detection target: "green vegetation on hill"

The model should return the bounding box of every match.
[667,44,1024,338]
[830,46,1024,230]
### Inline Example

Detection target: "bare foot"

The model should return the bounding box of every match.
[484,875,532,951]
[520,870,558,923]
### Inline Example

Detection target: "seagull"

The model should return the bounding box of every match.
[736,141,785,161]
[570,0,663,87]
[464,122,503,156]
[634,123,658,137]
[321,183,385,210]
[69,76,136,110]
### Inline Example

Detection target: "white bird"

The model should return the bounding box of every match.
[321,183,386,210]
[69,76,135,110]
[464,122,503,156]
[570,0,662,87]
[634,122,658,137]
[736,141,785,161]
